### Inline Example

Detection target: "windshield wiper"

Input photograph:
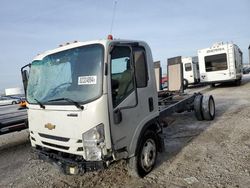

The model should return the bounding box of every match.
[47,98,84,110]
[34,98,45,109]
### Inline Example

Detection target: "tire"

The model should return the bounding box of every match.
[12,101,17,105]
[128,130,158,178]
[235,79,241,86]
[183,79,188,90]
[194,95,204,121]
[210,83,216,88]
[201,95,215,121]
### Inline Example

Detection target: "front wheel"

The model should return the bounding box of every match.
[183,79,188,90]
[128,130,158,178]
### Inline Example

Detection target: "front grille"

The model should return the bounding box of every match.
[41,141,69,150]
[39,133,70,142]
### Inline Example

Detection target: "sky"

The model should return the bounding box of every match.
[0,0,249,92]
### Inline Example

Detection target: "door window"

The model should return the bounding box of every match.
[185,63,192,71]
[111,46,135,107]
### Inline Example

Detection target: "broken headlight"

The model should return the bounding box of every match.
[82,124,105,161]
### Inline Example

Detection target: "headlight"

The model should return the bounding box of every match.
[82,124,105,161]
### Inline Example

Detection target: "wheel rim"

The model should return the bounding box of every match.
[140,138,156,172]
[209,98,215,116]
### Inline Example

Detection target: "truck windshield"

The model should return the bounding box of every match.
[27,44,104,105]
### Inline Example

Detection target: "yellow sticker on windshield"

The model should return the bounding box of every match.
[78,76,97,85]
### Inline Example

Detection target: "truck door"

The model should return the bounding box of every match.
[108,44,152,153]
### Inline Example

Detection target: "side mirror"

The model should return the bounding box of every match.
[113,109,122,124]
[21,64,30,95]
[134,50,147,88]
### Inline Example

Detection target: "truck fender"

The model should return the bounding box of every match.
[128,118,164,158]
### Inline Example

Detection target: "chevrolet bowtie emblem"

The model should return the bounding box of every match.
[45,123,56,130]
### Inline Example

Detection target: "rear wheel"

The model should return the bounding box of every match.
[128,130,158,178]
[210,83,216,88]
[235,79,241,86]
[183,79,188,90]
[194,95,204,121]
[201,95,215,120]
[12,101,17,105]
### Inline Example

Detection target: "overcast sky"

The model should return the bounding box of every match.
[0,0,249,92]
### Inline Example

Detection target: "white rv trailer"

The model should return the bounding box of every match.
[182,56,200,86]
[198,42,243,86]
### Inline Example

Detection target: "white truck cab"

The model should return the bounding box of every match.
[22,37,164,177]
[198,42,243,86]
[21,36,215,177]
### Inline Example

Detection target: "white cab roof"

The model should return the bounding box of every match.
[33,38,146,61]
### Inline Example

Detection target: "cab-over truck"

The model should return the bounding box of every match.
[21,36,215,177]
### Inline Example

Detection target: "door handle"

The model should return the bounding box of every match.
[148,97,154,112]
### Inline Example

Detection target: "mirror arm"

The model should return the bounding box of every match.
[21,63,31,72]
[21,63,31,96]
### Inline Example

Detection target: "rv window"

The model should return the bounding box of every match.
[205,53,227,72]
[185,63,192,71]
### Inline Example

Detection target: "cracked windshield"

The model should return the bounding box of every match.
[27,44,103,104]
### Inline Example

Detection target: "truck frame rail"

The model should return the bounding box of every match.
[158,91,200,119]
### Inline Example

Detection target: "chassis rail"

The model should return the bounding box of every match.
[158,91,201,119]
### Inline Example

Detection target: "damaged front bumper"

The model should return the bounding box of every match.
[35,146,106,175]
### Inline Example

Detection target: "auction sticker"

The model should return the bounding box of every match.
[78,76,97,85]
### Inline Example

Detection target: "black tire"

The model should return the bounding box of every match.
[12,101,17,105]
[210,83,216,88]
[194,95,204,121]
[128,130,158,178]
[201,95,215,121]
[235,79,241,86]
[183,79,188,90]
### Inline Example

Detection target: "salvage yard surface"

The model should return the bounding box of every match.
[1,75,250,188]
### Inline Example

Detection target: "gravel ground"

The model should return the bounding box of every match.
[1,75,250,188]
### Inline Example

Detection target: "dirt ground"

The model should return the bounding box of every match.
[1,75,250,188]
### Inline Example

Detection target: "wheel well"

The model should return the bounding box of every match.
[135,119,164,155]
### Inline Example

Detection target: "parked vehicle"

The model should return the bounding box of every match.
[0,105,28,135]
[0,96,20,106]
[182,56,200,87]
[21,36,215,177]
[198,42,243,86]
[5,88,22,96]
[248,45,250,67]
[161,76,168,89]
[243,66,250,74]
[19,100,27,108]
